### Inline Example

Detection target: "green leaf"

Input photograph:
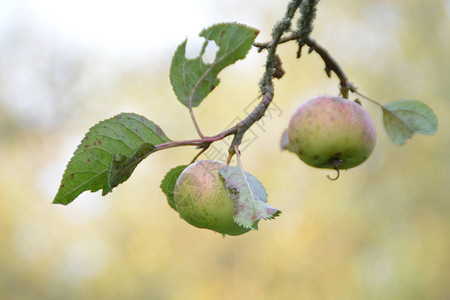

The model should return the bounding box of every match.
[160,165,188,211]
[382,100,438,145]
[106,143,155,195]
[170,22,259,107]
[53,113,171,205]
[219,166,281,229]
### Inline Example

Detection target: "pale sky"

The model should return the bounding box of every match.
[0,0,275,60]
[0,0,277,129]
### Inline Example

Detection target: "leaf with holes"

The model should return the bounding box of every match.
[53,113,171,205]
[170,22,259,107]
[382,100,438,145]
[219,165,281,229]
[160,165,188,211]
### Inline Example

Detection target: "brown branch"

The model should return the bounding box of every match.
[254,33,299,51]
[254,34,358,98]
[226,86,274,163]
[305,38,357,98]
[154,126,237,152]
[225,0,303,162]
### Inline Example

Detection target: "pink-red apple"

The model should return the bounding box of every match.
[287,95,376,171]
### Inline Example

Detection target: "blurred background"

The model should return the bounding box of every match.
[1,0,449,299]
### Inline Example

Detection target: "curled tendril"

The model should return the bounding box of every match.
[327,159,344,181]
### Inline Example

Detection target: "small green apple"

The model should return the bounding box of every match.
[287,95,376,173]
[173,160,250,236]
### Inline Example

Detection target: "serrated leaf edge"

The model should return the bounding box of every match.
[219,165,280,229]
[53,113,170,205]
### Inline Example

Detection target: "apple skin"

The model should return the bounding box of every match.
[173,160,250,236]
[287,95,376,170]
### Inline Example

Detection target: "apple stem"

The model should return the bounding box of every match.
[190,146,210,164]
[327,159,343,181]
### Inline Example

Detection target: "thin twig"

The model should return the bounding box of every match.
[353,90,384,108]
[305,38,357,98]
[154,126,236,151]
[187,45,221,139]
[296,0,319,51]
[188,105,205,139]
[255,34,358,98]
[190,146,210,164]
[188,68,213,139]
[253,32,299,50]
